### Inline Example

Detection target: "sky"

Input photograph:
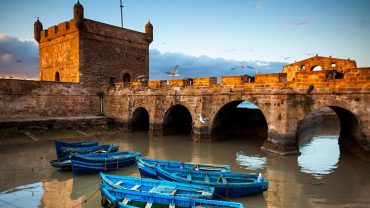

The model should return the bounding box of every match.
[0,0,369,79]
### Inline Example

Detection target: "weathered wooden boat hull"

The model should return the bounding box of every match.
[49,158,72,170]
[136,157,231,179]
[156,166,269,198]
[54,139,98,159]
[100,184,244,208]
[100,173,214,199]
[61,144,119,155]
[71,151,141,175]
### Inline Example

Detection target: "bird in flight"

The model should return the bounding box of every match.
[199,114,209,123]
[166,65,180,76]
[281,56,291,60]
[231,64,254,70]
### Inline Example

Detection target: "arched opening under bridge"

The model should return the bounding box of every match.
[297,106,363,177]
[163,105,192,136]
[131,107,149,132]
[211,100,268,145]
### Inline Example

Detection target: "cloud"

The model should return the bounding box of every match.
[0,34,287,81]
[149,49,287,80]
[0,34,39,79]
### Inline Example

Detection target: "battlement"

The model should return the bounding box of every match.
[111,67,370,90]
[40,19,78,43]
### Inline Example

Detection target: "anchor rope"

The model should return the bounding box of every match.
[71,186,100,208]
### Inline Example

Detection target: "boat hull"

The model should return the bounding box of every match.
[71,151,141,175]
[54,139,98,159]
[136,157,230,179]
[100,184,244,208]
[100,173,214,199]
[156,166,269,198]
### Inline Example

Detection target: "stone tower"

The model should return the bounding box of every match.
[35,1,152,86]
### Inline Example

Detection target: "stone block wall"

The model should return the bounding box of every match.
[39,19,80,82]
[0,79,100,120]
[80,19,149,87]
[283,56,357,81]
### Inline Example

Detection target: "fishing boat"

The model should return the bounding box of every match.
[155,166,269,198]
[61,144,119,155]
[100,173,214,199]
[54,139,98,159]
[71,151,141,175]
[50,144,120,170]
[136,157,230,179]
[100,184,244,208]
[49,156,73,170]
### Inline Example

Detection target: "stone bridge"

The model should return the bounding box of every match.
[104,67,370,161]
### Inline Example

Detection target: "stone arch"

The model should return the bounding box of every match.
[131,107,149,132]
[210,100,268,143]
[297,104,366,159]
[311,65,323,71]
[55,72,60,82]
[162,104,193,136]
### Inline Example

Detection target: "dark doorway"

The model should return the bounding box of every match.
[55,72,60,82]
[131,107,149,132]
[123,73,131,87]
[211,100,267,144]
[163,105,192,136]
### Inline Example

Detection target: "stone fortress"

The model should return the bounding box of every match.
[0,1,369,161]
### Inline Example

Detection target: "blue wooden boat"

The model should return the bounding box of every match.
[100,184,244,208]
[54,139,98,159]
[50,156,72,170]
[136,157,231,179]
[61,144,119,155]
[71,151,141,175]
[50,144,120,170]
[100,173,214,199]
[155,166,269,198]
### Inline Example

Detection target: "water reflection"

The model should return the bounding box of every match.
[0,182,43,207]
[298,136,340,178]
[236,151,266,170]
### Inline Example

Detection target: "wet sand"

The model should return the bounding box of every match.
[0,127,370,208]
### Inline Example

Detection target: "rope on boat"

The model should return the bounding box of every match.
[71,187,100,208]
[213,192,234,202]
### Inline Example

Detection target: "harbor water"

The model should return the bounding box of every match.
[0,123,370,208]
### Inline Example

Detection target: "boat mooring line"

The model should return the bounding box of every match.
[24,132,39,142]
[76,130,89,136]
[71,187,100,208]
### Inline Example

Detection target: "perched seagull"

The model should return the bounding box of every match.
[199,114,209,124]
[303,52,315,56]
[166,65,179,76]
[135,75,148,81]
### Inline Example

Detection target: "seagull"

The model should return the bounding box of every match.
[166,65,179,76]
[231,64,254,70]
[135,75,148,81]
[303,52,315,56]
[199,114,209,123]
[281,55,291,60]
[16,60,22,63]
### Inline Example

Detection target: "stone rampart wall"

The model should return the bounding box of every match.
[0,79,100,120]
